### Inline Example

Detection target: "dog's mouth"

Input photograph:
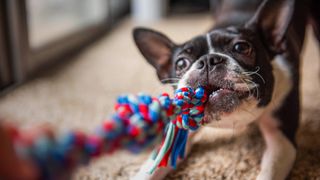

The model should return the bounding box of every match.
[204,83,257,119]
[207,85,251,100]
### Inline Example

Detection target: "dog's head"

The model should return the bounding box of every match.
[133,0,294,128]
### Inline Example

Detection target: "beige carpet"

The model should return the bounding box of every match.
[0,14,319,179]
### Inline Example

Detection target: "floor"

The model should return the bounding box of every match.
[0,14,319,179]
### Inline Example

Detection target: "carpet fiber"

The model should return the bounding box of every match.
[0,14,319,179]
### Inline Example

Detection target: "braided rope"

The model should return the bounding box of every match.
[9,86,208,178]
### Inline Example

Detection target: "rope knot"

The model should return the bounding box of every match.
[171,86,207,130]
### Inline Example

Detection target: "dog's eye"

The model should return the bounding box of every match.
[175,58,190,71]
[233,42,252,55]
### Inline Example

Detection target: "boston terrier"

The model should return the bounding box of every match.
[132,0,314,179]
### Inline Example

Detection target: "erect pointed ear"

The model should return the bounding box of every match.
[245,0,294,53]
[133,27,175,81]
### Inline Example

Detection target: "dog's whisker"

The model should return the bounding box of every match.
[241,66,260,75]
[160,78,181,81]
[238,75,260,99]
[241,67,266,84]
[252,72,265,84]
[239,78,252,97]
[243,78,259,99]
[160,78,181,84]
[164,83,179,86]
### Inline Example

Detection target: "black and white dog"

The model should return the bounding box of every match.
[132,0,317,179]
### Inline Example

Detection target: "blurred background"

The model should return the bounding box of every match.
[0,0,319,179]
[0,0,213,90]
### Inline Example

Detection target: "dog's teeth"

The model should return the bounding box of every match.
[211,91,219,97]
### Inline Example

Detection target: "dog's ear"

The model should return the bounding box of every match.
[246,0,294,53]
[133,27,175,81]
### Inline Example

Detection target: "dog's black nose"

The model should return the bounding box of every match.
[208,54,225,67]
[196,59,206,69]
[196,54,226,70]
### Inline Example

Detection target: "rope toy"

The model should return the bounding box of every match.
[7,86,208,179]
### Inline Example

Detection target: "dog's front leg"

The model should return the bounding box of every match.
[132,130,198,180]
[257,114,296,180]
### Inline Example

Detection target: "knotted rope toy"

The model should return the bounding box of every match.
[7,86,208,179]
